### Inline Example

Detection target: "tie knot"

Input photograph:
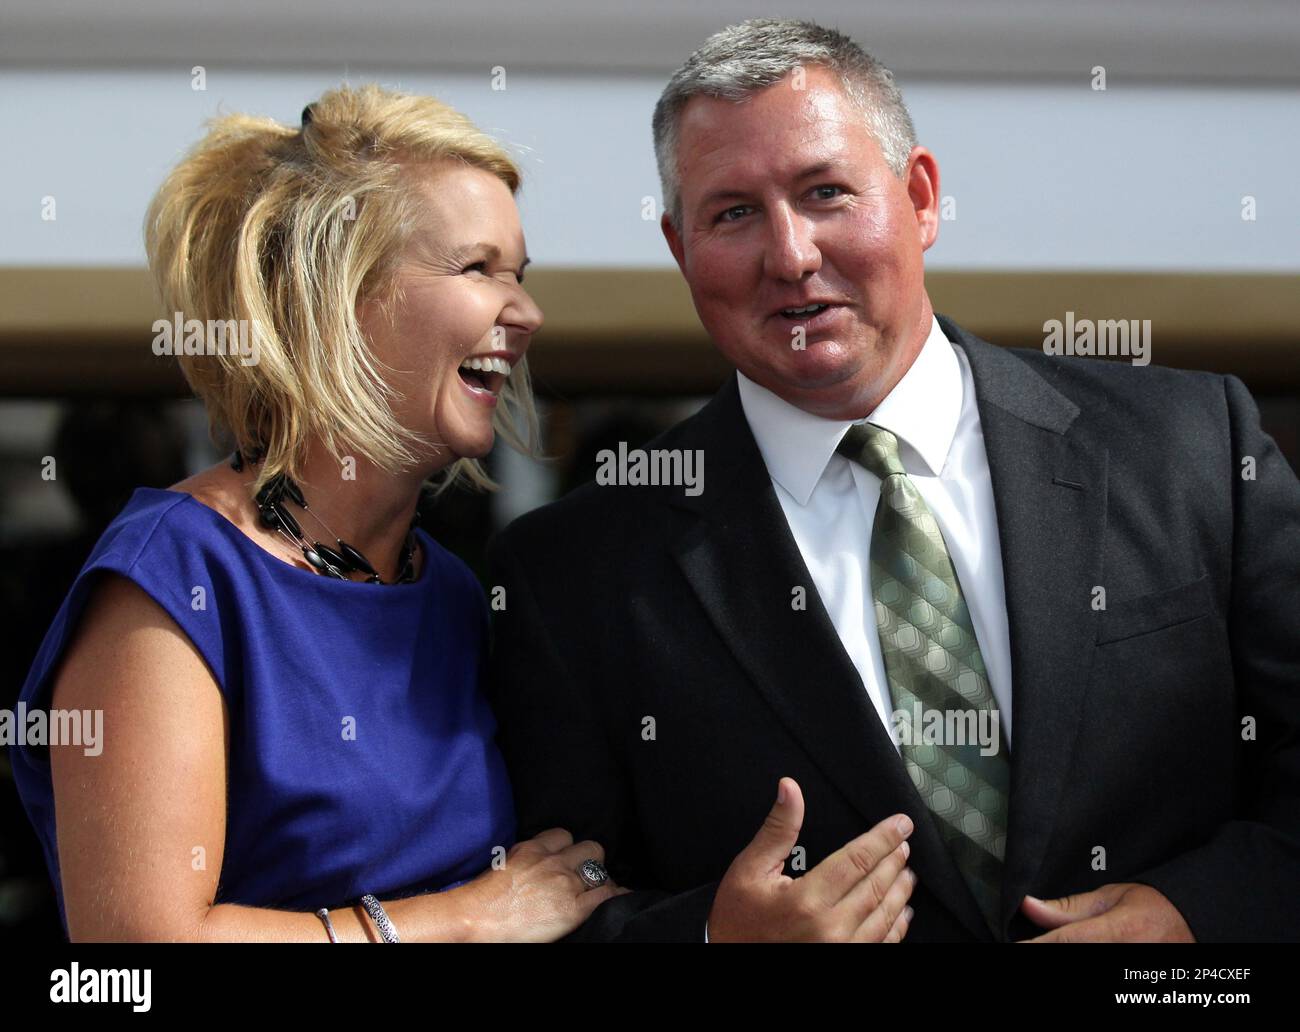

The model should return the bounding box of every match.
[836,422,906,480]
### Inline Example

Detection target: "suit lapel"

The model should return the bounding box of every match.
[668,375,994,940]
[941,315,1109,936]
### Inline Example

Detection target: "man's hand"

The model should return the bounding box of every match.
[1018,883,1195,942]
[707,777,917,942]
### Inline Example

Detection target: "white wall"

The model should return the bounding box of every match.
[2,67,1296,272]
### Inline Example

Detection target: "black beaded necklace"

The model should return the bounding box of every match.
[231,447,419,585]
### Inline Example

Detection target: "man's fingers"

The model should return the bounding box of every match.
[1020,883,1128,929]
[804,813,914,906]
[850,864,916,942]
[879,904,914,943]
[836,839,911,919]
[735,777,806,879]
[1019,894,1078,931]
[1019,913,1115,943]
[1019,886,1192,943]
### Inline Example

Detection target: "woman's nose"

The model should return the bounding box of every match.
[507,285,544,336]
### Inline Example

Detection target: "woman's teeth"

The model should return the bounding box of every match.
[457,355,511,395]
[459,356,512,375]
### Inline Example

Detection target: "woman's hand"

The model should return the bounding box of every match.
[446,829,629,942]
[48,574,625,943]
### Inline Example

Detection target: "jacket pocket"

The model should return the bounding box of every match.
[1096,574,1213,645]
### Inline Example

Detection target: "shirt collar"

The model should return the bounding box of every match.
[736,314,962,505]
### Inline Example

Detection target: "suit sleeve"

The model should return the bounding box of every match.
[1130,374,1300,941]
[484,528,719,942]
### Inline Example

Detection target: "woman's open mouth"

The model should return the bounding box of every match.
[457,355,512,402]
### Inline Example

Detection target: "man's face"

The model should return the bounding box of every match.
[662,66,940,420]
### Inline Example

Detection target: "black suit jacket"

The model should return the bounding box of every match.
[485,314,1300,942]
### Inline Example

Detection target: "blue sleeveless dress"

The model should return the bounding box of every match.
[10,487,516,936]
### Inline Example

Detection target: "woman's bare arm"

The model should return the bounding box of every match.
[48,574,474,942]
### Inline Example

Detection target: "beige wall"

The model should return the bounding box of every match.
[2,267,1297,396]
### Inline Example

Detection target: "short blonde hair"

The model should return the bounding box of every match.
[144,82,539,496]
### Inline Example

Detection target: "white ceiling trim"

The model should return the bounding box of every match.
[2,0,1298,82]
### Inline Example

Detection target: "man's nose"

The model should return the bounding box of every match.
[762,205,821,281]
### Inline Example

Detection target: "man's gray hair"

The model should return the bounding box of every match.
[652,18,918,229]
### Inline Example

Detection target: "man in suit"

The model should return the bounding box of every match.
[485,19,1300,941]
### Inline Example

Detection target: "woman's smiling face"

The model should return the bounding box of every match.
[358,161,542,469]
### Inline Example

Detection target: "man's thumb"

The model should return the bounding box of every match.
[741,777,805,874]
[1021,885,1122,929]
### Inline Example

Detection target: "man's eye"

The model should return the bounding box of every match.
[717,206,752,224]
[812,185,843,200]
[462,261,488,274]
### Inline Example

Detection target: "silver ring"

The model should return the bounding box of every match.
[577,859,609,890]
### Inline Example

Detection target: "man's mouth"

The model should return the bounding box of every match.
[457,355,513,396]
[778,303,832,319]
[772,302,847,330]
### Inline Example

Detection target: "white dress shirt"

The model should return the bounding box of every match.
[735,315,1014,752]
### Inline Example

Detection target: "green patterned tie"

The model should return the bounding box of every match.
[837,422,1010,935]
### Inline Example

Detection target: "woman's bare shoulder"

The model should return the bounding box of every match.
[53,575,215,710]
[49,569,230,942]
[170,461,255,531]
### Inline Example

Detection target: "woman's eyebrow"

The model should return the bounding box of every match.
[448,243,530,273]
[447,241,501,263]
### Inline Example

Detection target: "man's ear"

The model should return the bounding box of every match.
[905,146,941,253]
[661,212,687,274]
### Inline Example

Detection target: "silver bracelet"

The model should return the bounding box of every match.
[359,893,401,943]
[315,907,339,943]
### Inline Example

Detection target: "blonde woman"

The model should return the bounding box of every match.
[11,85,624,941]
